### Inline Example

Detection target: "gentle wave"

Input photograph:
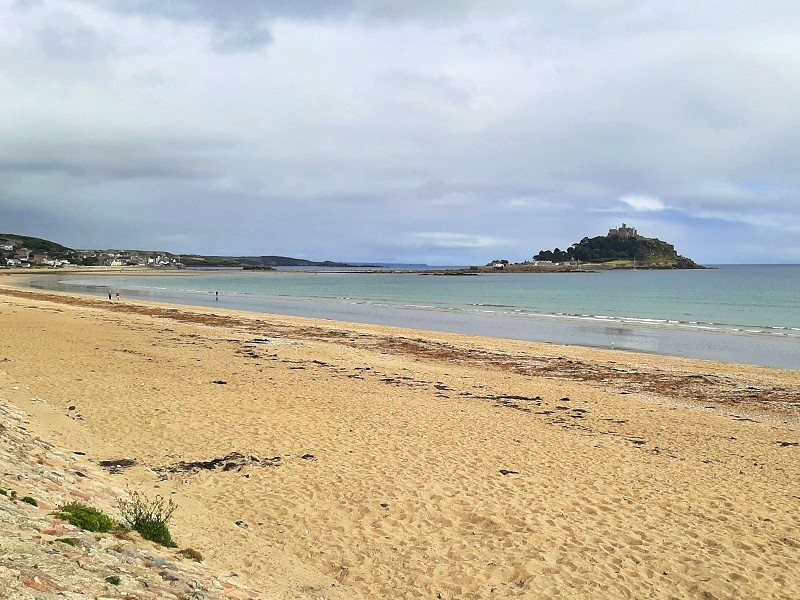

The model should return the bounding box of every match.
[47,272,800,341]
[22,270,800,368]
[336,297,799,339]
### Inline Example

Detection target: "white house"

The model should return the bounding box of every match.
[6,258,22,267]
[1,243,13,251]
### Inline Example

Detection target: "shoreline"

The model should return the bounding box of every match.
[1,281,798,415]
[1,283,798,598]
[9,270,800,370]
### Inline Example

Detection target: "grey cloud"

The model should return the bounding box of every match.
[0,11,118,84]
[359,0,476,23]
[12,0,44,11]
[94,0,359,52]
[102,0,355,24]
[407,232,510,249]
[682,95,743,132]
[2,1,800,263]
[96,0,478,26]
[211,27,273,53]
[0,137,231,182]
[81,0,496,54]
[377,70,473,107]
[36,21,113,61]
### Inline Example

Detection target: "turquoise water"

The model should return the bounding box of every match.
[30,265,800,368]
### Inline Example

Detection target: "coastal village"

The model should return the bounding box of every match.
[1,237,183,269]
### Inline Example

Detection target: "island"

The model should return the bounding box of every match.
[475,224,703,272]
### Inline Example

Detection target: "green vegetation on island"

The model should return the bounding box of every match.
[478,224,703,272]
[533,224,701,268]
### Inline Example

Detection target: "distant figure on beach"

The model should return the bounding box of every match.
[115,291,120,300]
[108,292,112,301]
[215,291,219,301]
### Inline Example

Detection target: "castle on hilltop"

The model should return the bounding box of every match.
[608,223,638,239]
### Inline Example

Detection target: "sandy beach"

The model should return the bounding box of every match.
[1,278,798,599]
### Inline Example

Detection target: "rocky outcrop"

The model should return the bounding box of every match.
[0,400,263,599]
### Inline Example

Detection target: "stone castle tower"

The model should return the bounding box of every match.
[608,223,638,239]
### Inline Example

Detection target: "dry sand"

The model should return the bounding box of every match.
[1,279,798,599]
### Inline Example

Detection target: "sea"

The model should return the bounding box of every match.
[26,265,800,369]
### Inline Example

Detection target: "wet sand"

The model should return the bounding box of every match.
[23,268,800,369]
[1,281,798,599]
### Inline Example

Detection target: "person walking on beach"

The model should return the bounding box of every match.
[115,291,120,300]
[108,292,112,301]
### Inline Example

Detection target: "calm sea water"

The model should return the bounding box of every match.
[29,265,800,368]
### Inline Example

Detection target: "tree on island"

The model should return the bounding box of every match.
[533,227,701,268]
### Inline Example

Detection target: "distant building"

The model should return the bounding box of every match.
[98,253,117,266]
[147,255,176,267]
[1,243,13,251]
[608,223,638,239]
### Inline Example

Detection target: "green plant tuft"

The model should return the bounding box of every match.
[137,520,176,547]
[22,496,38,506]
[0,488,8,496]
[56,503,117,532]
[105,575,121,585]
[118,491,177,547]
[178,547,203,562]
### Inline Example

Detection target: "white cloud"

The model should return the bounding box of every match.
[689,210,800,234]
[620,195,665,212]
[408,232,507,249]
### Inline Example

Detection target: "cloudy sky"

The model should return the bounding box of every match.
[1,1,799,264]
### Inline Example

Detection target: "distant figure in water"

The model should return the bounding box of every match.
[115,291,120,300]
[108,292,112,301]
[215,291,219,301]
